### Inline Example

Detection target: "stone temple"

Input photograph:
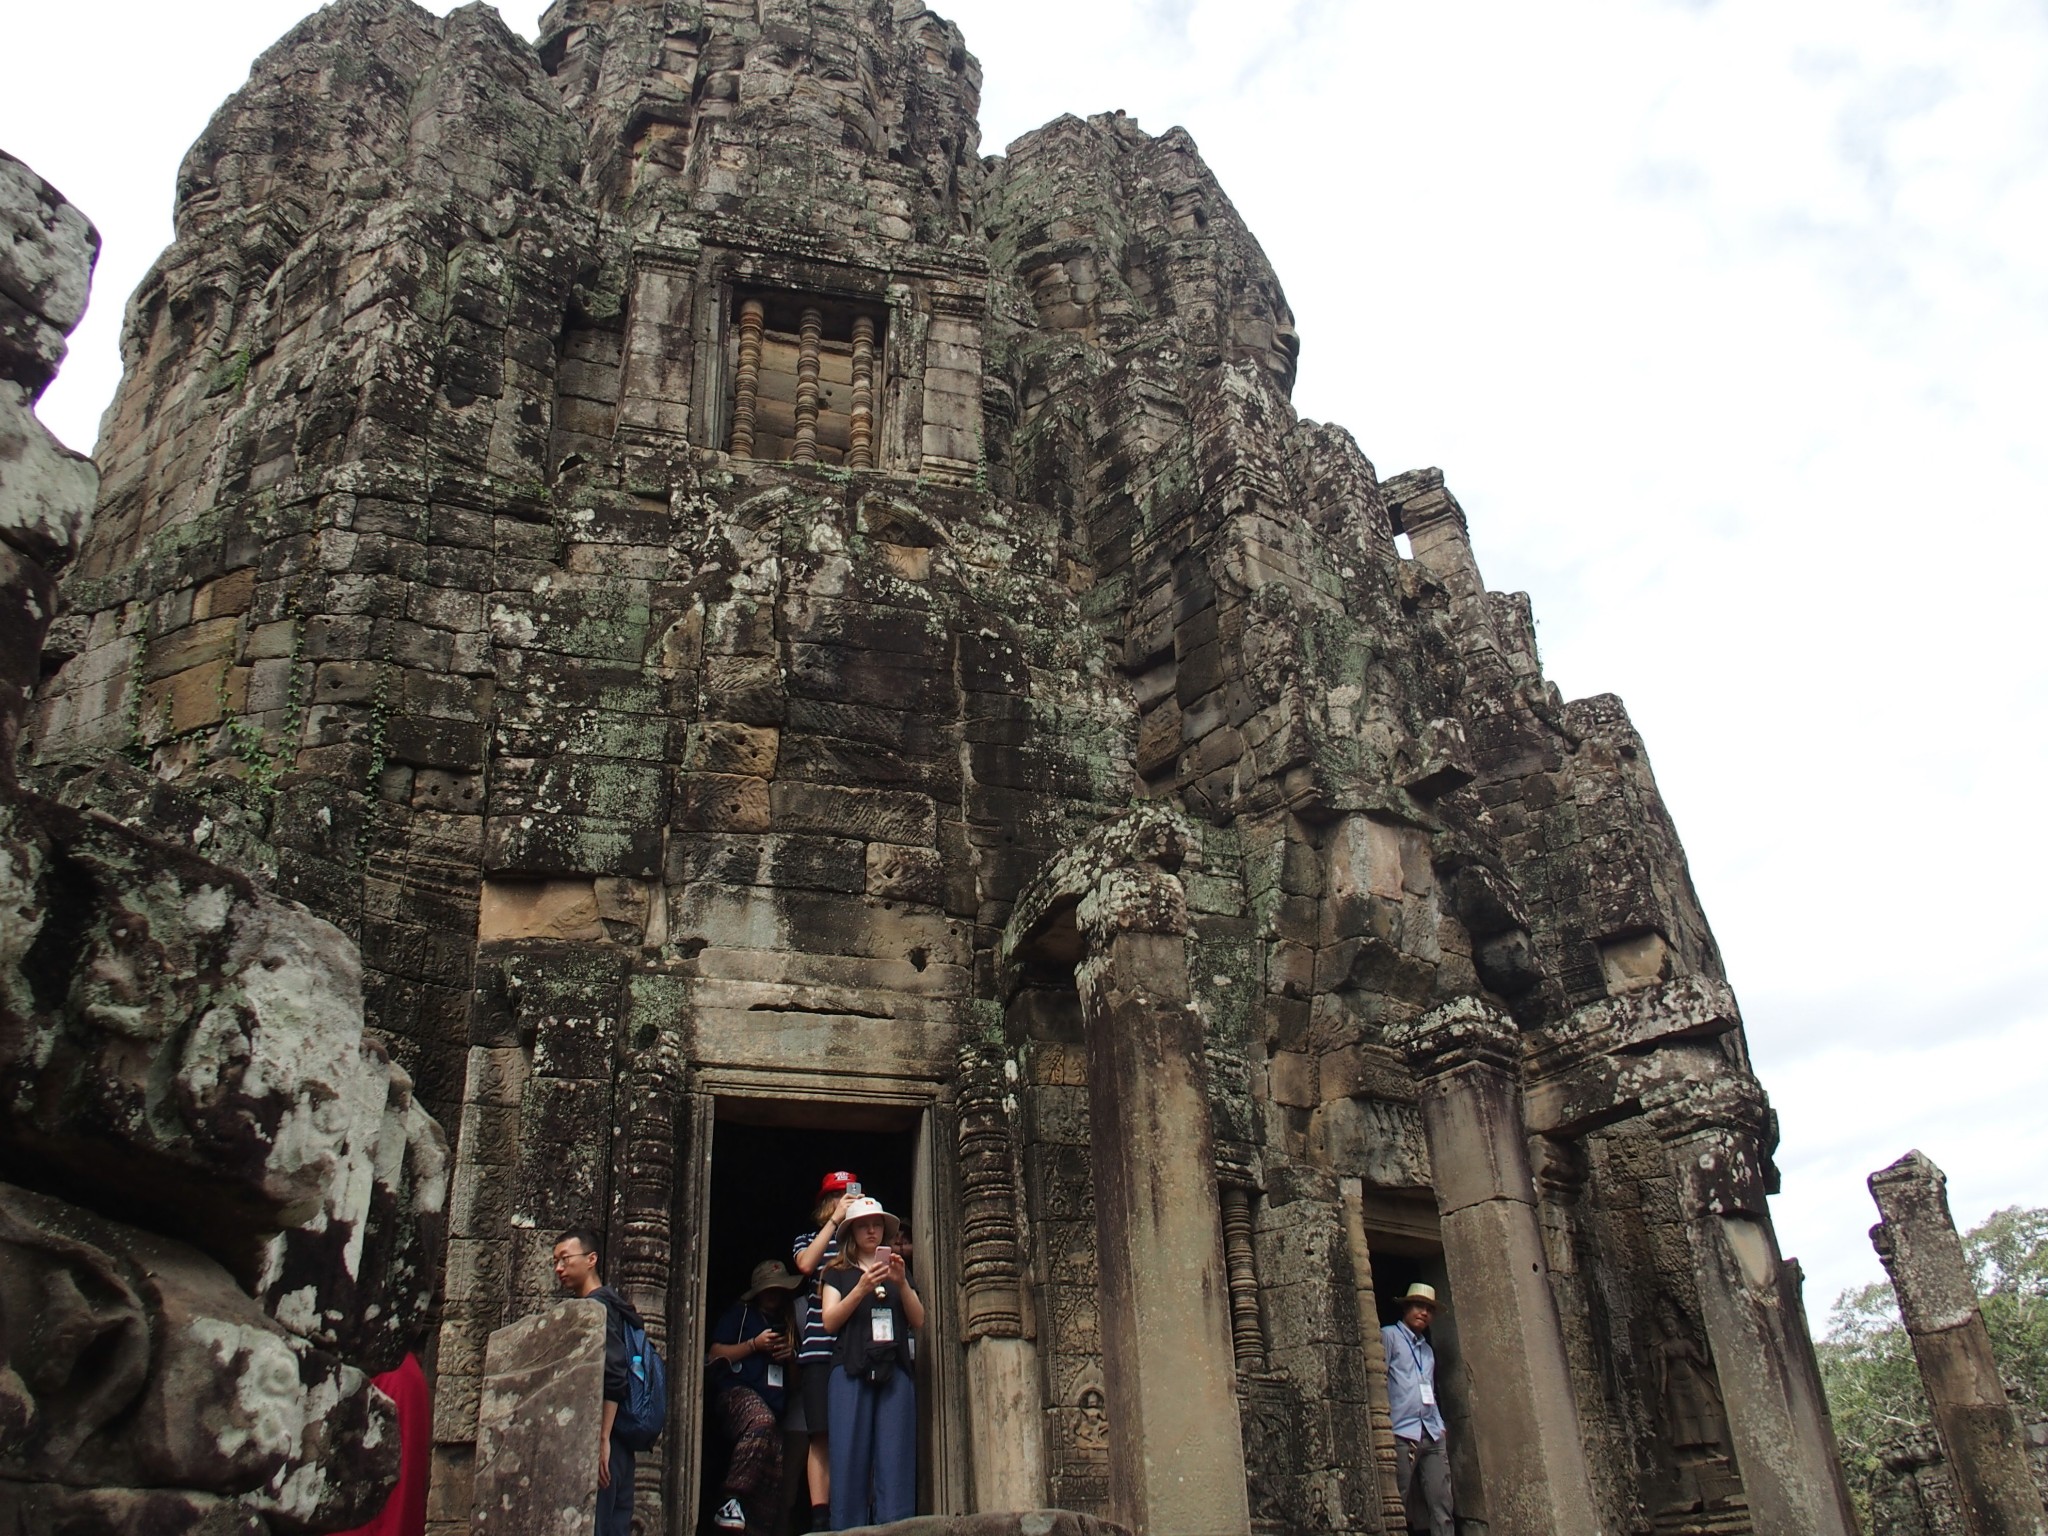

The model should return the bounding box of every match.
[3,2,1864,1533]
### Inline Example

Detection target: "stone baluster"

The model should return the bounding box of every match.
[1075,866,1251,1536]
[849,314,876,469]
[1387,998,1605,1536]
[1220,1183,1267,1375]
[957,1045,1048,1511]
[730,297,765,459]
[1644,1071,1858,1536]
[792,305,823,463]
[1869,1150,2048,1536]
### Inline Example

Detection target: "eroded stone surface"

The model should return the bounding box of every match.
[20,3,1843,1533]
[1,146,442,1536]
[1870,1152,2048,1536]
[470,1300,606,1536]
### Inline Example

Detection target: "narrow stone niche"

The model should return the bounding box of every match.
[727,289,887,467]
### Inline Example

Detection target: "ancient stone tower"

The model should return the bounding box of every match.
[23,1,1859,1533]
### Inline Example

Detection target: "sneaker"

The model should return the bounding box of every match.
[715,1499,747,1531]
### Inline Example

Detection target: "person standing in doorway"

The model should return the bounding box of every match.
[793,1171,860,1529]
[819,1196,922,1531]
[554,1227,645,1536]
[707,1260,805,1532]
[1381,1282,1454,1536]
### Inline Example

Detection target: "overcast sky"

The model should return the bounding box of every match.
[7,0,2045,1324]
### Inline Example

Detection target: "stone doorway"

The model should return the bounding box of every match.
[700,1119,917,1536]
[672,1089,968,1536]
[1364,1208,1488,1533]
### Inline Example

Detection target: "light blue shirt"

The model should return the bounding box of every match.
[1381,1321,1447,1441]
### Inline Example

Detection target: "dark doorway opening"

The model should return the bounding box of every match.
[699,1112,920,1536]
[1367,1235,1486,1532]
[705,1119,917,1309]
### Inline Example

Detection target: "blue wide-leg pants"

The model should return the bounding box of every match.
[827,1364,916,1530]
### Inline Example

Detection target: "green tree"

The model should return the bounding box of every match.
[1817,1204,2048,1524]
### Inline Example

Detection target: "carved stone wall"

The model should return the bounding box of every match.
[25,2,1849,1533]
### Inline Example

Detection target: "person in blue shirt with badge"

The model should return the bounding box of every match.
[707,1260,805,1532]
[1380,1282,1454,1536]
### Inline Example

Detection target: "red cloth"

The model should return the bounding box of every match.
[335,1353,430,1536]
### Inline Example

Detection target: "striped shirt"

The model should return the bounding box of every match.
[793,1228,841,1362]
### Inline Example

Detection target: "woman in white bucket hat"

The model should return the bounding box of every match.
[818,1196,923,1529]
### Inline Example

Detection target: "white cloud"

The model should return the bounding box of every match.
[6,0,2045,1328]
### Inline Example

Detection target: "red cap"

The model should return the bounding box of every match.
[819,1171,857,1196]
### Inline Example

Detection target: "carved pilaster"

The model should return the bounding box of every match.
[792,304,823,463]
[1219,1184,1267,1375]
[1340,1200,1410,1533]
[958,1046,1025,1341]
[1643,1068,1858,1536]
[849,314,876,469]
[730,296,764,459]
[1385,997,1603,1536]
[609,1040,682,1536]
[1072,859,1250,1536]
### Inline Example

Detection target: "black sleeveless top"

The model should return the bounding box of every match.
[826,1268,913,1381]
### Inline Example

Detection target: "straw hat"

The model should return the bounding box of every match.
[1394,1282,1442,1314]
[838,1195,901,1249]
[742,1260,805,1301]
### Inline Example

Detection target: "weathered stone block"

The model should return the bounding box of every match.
[675,772,772,832]
[472,1300,607,1536]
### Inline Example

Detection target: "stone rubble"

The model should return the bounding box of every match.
[2,147,447,1536]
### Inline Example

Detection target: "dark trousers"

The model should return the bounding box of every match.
[597,1437,635,1536]
[827,1365,916,1530]
[1395,1433,1452,1536]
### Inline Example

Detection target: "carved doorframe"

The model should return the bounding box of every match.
[667,1071,967,1536]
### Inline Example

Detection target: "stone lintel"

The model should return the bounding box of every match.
[1382,467,1467,540]
[1643,1068,1769,1148]
[1527,973,1742,1077]
[1526,1025,1747,1141]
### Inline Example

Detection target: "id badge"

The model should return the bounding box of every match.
[871,1309,896,1344]
[1419,1382,1436,1408]
[767,1362,785,1389]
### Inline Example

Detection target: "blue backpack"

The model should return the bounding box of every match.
[614,1312,668,1451]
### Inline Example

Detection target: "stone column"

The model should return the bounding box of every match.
[1075,868,1251,1536]
[1387,998,1604,1536]
[1645,1072,1859,1536]
[472,1299,607,1536]
[1338,1179,1410,1531]
[1219,1183,1268,1374]
[1869,1150,2048,1536]
[957,1045,1048,1512]
[792,304,823,463]
[730,296,764,459]
[849,314,877,470]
